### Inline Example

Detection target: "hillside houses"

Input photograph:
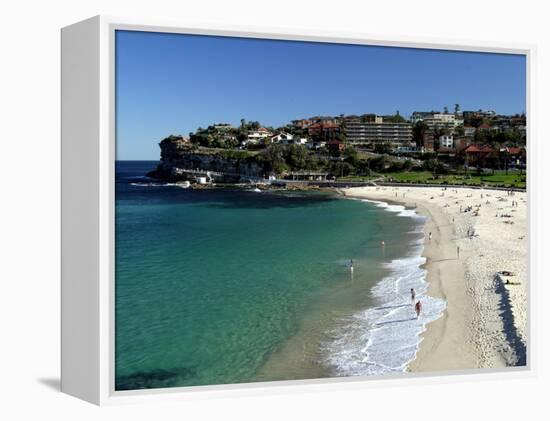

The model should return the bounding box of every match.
[185,107,526,165]
[245,127,272,144]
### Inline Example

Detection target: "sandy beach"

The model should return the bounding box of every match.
[343,185,527,372]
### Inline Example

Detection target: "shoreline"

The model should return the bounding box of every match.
[125,175,527,379]
[252,195,436,381]
[342,185,527,372]
[344,192,479,372]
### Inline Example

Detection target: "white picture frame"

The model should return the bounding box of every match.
[61,15,536,405]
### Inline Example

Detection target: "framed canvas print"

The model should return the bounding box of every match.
[61,16,534,405]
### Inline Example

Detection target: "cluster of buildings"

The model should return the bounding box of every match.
[241,127,311,147]
[288,109,526,153]
[189,107,526,160]
[460,144,525,169]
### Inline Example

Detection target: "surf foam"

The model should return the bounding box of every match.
[324,200,447,376]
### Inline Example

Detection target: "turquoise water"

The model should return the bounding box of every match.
[115,161,422,390]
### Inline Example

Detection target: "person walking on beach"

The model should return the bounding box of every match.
[411,288,416,303]
[415,300,422,319]
[457,246,460,259]
[429,232,432,241]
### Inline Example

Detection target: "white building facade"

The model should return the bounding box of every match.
[245,128,272,144]
[439,134,454,149]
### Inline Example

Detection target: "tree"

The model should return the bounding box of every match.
[236,132,247,143]
[287,144,308,170]
[260,144,286,175]
[412,121,428,147]
[190,131,212,147]
[343,146,358,167]
[333,161,355,178]
[374,142,393,154]
[305,155,321,171]
[357,160,372,176]
[401,159,414,172]
[337,132,348,143]
[385,112,406,123]
[422,159,447,177]
[369,155,390,172]
[454,124,465,137]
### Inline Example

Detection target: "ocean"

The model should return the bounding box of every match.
[115,161,446,390]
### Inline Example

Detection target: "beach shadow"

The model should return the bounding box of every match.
[376,317,417,326]
[37,377,60,392]
[494,276,527,366]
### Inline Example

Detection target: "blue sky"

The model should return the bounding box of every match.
[116,30,526,160]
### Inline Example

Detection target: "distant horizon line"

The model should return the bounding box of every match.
[116,159,161,161]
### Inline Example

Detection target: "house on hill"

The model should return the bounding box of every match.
[270,132,293,144]
[308,122,342,142]
[460,144,497,168]
[245,127,272,145]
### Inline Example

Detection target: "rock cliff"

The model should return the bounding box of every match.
[147,135,265,182]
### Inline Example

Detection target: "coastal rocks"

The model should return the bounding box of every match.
[159,135,192,161]
[149,135,265,182]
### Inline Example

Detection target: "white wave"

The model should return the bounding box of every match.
[323,249,446,377]
[130,182,181,187]
[357,198,422,219]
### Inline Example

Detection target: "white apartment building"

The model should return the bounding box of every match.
[439,134,454,149]
[412,111,464,130]
[345,120,412,144]
[425,113,463,130]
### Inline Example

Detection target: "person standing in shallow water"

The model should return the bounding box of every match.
[415,300,422,318]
